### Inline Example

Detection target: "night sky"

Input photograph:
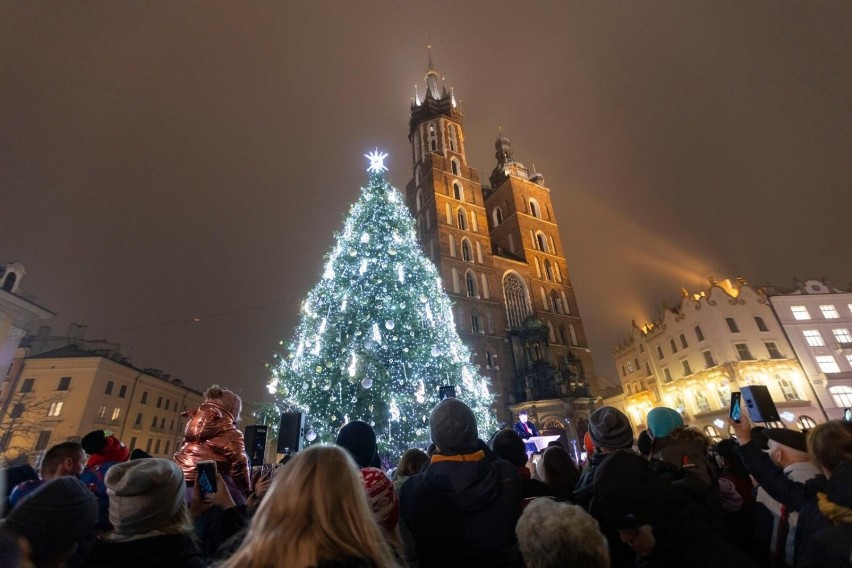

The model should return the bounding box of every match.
[3,3,851,404]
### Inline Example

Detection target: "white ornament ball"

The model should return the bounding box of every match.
[385,320,395,330]
[431,346,441,357]
[306,429,317,442]
[388,247,397,256]
[362,377,373,389]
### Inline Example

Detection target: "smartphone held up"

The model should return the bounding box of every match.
[730,392,742,424]
[197,460,218,497]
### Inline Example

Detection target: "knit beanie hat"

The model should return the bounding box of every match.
[205,385,242,419]
[430,398,478,454]
[646,407,684,439]
[3,477,97,563]
[336,420,378,468]
[592,450,656,529]
[81,430,130,467]
[588,406,634,449]
[359,467,399,533]
[105,458,186,535]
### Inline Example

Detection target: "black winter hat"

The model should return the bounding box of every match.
[592,450,655,529]
[764,428,808,453]
[3,477,97,563]
[81,429,107,454]
[336,420,378,468]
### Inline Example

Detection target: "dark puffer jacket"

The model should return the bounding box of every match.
[400,449,523,568]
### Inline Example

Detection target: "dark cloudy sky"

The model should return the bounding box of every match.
[3,2,851,404]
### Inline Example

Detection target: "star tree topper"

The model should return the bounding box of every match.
[365,149,389,173]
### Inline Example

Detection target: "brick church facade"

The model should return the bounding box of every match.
[404,54,601,434]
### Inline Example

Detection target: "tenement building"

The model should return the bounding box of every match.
[611,278,823,440]
[404,53,601,434]
[766,278,852,421]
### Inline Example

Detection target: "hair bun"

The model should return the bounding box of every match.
[204,385,224,399]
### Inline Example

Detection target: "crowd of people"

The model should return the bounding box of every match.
[1,383,851,567]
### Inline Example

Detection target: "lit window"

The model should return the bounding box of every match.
[112,407,121,421]
[695,391,710,413]
[670,338,678,354]
[791,306,811,320]
[98,405,107,419]
[820,305,840,319]
[803,330,825,347]
[797,416,817,431]
[735,343,754,360]
[765,342,784,359]
[682,360,693,376]
[695,325,705,342]
[755,316,768,332]
[833,328,852,344]
[817,356,841,374]
[47,401,63,417]
[778,377,801,401]
[663,368,673,383]
[829,385,852,407]
[726,318,740,333]
[703,350,716,368]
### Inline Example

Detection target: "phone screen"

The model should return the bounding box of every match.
[730,392,742,423]
[197,461,217,496]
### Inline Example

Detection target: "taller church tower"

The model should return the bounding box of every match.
[405,51,600,432]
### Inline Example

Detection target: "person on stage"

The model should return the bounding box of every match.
[514,410,540,440]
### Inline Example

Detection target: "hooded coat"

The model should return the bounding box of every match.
[173,391,250,493]
[400,450,523,568]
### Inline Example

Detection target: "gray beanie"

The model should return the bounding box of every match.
[3,477,97,563]
[588,406,634,449]
[106,458,186,535]
[430,398,478,454]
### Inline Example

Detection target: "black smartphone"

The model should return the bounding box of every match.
[197,460,217,496]
[730,392,742,423]
[844,408,851,423]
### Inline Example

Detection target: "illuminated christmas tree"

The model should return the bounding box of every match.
[269,151,495,457]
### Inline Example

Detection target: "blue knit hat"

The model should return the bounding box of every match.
[646,407,683,438]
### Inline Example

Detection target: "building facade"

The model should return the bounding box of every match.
[610,278,824,440]
[404,55,601,433]
[0,334,257,465]
[767,278,852,421]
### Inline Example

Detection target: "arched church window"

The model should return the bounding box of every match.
[448,125,458,152]
[457,208,468,230]
[529,198,541,218]
[503,272,531,329]
[465,270,478,298]
[451,158,460,176]
[429,123,437,151]
[453,181,464,202]
[535,231,548,253]
[492,207,503,226]
[569,324,578,346]
[544,259,554,281]
[461,238,473,262]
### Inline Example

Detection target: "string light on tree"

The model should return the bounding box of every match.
[269,151,495,457]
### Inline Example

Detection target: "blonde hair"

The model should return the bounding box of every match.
[221,445,399,568]
[807,420,852,474]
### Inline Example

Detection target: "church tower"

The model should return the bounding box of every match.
[405,51,600,432]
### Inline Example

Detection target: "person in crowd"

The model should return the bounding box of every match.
[513,409,539,454]
[9,441,86,508]
[336,420,381,468]
[713,438,756,555]
[755,428,820,567]
[574,406,634,508]
[221,445,399,568]
[516,497,609,568]
[729,417,847,566]
[799,420,852,567]
[2,464,37,517]
[535,445,579,501]
[646,407,722,531]
[400,398,523,567]
[79,430,130,530]
[360,467,402,555]
[592,449,757,567]
[392,448,429,494]
[637,429,653,459]
[85,458,204,567]
[1,476,98,567]
[490,429,551,501]
[173,385,251,498]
